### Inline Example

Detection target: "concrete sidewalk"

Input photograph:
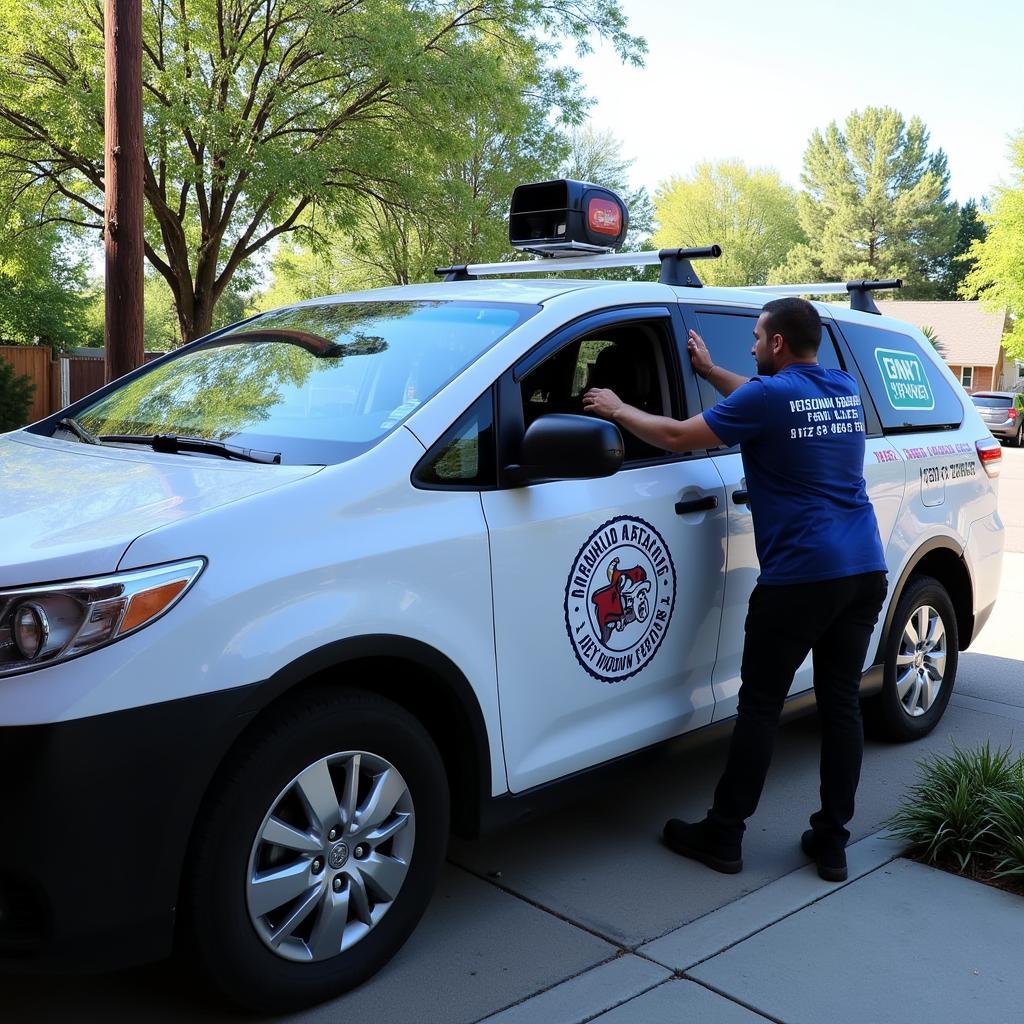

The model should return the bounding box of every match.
[480,831,1023,1024]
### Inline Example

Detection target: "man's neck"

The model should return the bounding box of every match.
[774,356,818,373]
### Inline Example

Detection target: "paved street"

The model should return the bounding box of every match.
[7,449,1023,1023]
[998,441,1024,554]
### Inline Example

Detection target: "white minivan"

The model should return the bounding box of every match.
[0,182,1004,1011]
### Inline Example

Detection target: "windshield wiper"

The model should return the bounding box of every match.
[56,417,103,445]
[98,433,282,464]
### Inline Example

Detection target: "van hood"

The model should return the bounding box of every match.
[0,433,320,587]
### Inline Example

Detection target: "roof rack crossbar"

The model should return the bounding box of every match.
[657,245,722,287]
[845,279,902,314]
[435,264,474,282]
[435,250,661,279]
[744,278,902,315]
[433,244,722,282]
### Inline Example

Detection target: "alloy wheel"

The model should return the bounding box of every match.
[245,751,415,962]
[895,605,947,717]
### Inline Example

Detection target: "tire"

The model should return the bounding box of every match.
[183,688,449,1013]
[1012,424,1023,448]
[868,575,959,742]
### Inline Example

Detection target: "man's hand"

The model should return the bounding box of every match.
[687,329,713,379]
[582,387,625,421]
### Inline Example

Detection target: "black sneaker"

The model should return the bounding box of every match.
[801,829,848,882]
[662,818,743,874]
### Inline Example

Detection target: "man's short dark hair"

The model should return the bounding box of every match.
[761,297,821,358]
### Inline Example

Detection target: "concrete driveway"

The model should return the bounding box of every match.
[8,449,1024,1024]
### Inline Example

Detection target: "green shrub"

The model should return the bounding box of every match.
[885,741,1024,880]
[0,358,35,431]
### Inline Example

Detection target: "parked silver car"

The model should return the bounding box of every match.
[971,391,1024,446]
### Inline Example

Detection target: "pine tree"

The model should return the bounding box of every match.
[771,108,958,298]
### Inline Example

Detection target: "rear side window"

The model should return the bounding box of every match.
[837,321,963,433]
[691,310,842,413]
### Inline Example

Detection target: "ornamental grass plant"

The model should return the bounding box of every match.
[885,741,1024,889]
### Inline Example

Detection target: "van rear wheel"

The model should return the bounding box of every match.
[183,688,449,1012]
[867,576,958,742]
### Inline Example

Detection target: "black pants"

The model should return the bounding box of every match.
[708,570,888,849]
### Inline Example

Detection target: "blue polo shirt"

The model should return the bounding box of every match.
[702,364,886,586]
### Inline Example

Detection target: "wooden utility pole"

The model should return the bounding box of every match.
[104,0,144,383]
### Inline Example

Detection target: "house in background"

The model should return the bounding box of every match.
[876,300,1022,393]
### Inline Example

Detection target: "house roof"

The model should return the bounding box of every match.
[876,300,1007,367]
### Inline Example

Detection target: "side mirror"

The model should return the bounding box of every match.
[505,414,624,484]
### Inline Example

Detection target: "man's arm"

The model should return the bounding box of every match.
[581,389,722,453]
[687,330,748,397]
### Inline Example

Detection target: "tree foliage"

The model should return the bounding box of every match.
[0,357,34,430]
[0,0,643,341]
[933,198,987,301]
[961,133,1024,360]
[0,196,91,349]
[653,161,804,287]
[260,121,655,302]
[771,107,958,298]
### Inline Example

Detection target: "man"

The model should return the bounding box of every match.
[582,297,887,882]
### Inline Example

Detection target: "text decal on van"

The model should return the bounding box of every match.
[873,348,935,411]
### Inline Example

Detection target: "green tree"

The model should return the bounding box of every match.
[771,108,958,298]
[961,133,1024,360]
[933,198,988,300]
[653,161,804,287]
[0,0,643,342]
[258,78,570,305]
[340,79,570,286]
[0,357,34,430]
[0,199,92,349]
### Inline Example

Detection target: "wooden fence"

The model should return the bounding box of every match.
[0,346,52,423]
[50,357,107,411]
[1,347,165,427]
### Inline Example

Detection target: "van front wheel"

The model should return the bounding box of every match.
[184,688,449,1013]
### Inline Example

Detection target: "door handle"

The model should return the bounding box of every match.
[732,489,750,506]
[675,494,718,515]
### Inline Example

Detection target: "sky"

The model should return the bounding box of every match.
[571,0,1024,205]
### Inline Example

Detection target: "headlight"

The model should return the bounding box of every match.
[0,559,205,677]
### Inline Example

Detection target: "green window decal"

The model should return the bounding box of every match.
[873,348,935,411]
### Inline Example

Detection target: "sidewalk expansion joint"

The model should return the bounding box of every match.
[684,858,899,972]
[468,952,625,1024]
[680,975,783,1023]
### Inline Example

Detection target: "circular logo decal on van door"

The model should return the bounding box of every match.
[564,516,676,683]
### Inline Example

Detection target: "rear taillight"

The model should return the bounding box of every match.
[1008,407,1018,420]
[977,437,1002,478]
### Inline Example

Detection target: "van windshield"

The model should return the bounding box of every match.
[71,300,536,465]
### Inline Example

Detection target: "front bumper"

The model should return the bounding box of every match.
[0,686,258,973]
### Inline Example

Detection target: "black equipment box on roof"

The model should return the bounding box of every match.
[509,179,629,256]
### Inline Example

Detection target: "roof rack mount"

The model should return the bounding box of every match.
[435,245,723,286]
[745,279,902,315]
